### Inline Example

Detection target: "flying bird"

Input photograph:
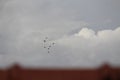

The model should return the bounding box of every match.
[48,51,50,53]
[44,40,46,43]
[52,42,55,45]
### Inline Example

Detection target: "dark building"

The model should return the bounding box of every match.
[0,64,120,80]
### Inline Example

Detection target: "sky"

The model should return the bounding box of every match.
[0,0,120,69]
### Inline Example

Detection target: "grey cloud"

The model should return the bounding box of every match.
[0,0,120,68]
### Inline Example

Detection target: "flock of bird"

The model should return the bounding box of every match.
[43,37,55,53]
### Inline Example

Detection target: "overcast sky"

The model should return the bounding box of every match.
[0,0,120,69]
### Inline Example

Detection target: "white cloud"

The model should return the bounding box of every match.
[0,27,120,68]
[54,27,120,67]
[74,28,96,39]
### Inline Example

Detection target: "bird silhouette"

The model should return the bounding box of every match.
[52,42,55,45]
[44,40,46,43]
[48,51,49,53]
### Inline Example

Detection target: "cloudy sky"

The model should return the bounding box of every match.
[0,0,120,69]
